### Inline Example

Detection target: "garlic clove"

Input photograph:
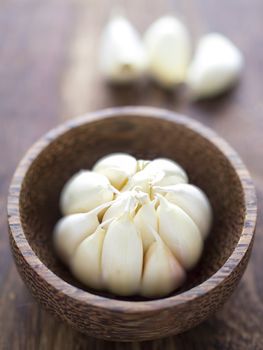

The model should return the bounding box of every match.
[134,199,157,252]
[103,191,137,222]
[137,159,151,171]
[99,14,147,84]
[144,16,191,87]
[121,169,153,194]
[70,225,106,290]
[144,158,188,183]
[60,171,114,216]
[157,195,203,270]
[53,212,99,265]
[93,153,137,190]
[101,212,143,296]
[156,184,212,239]
[186,33,244,99]
[141,239,185,298]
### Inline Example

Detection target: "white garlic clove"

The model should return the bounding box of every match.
[186,33,244,99]
[60,171,114,216]
[53,212,99,265]
[157,195,203,270]
[103,191,137,222]
[144,16,191,87]
[121,169,154,194]
[99,14,147,83]
[101,212,143,296]
[144,158,188,183]
[156,184,212,239]
[137,159,151,171]
[141,238,186,298]
[70,225,106,290]
[93,153,137,190]
[134,199,157,252]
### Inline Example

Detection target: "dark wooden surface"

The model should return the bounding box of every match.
[0,0,262,349]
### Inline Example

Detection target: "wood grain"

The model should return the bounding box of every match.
[1,0,263,349]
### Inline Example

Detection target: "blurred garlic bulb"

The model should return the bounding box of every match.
[154,184,212,239]
[101,212,143,296]
[186,33,244,99]
[144,16,191,87]
[93,153,137,190]
[141,227,185,297]
[54,201,112,264]
[157,195,203,269]
[99,14,147,83]
[60,171,114,215]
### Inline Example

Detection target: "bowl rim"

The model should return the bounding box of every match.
[7,106,257,314]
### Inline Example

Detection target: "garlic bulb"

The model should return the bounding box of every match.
[102,212,143,296]
[186,33,244,99]
[144,16,191,87]
[93,153,137,190]
[154,184,212,239]
[54,154,212,298]
[157,195,203,269]
[60,171,114,215]
[99,14,147,83]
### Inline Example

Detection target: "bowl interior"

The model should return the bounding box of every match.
[19,115,245,300]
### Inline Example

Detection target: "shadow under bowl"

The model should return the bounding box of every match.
[7,106,257,341]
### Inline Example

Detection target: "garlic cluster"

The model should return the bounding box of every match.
[99,14,243,98]
[54,153,212,298]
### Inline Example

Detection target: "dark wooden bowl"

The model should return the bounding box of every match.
[7,107,257,342]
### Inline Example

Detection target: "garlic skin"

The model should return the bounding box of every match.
[101,212,143,296]
[155,184,212,239]
[60,171,114,215]
[157,195,203,269]
[103,191,137,222]
[93,153,137,190]
[144,16,191,87]
[70,225,106,290]
[141,235,186,297]
[99,14,147,83]
[186,33,244,99]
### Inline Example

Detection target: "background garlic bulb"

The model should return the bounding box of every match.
[99,14,147,83]
[54,153,212,298]
[186,33,244,99]
[144,16,191,87]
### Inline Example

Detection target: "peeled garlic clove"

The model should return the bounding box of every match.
[157,195,203,269]
[141,239,185,298]
[134,199,157,252]
[144,158,188,183]
[186,33,244,99]
[102,212,143,296]
[60,171,114,215]
[70,225,106,290]
[99,14,147,83]
[93,153,137,190]
[53,212,99,264]
[144,16,191,87]
[157,184,212,239]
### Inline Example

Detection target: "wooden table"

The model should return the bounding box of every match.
[1,0,262,349]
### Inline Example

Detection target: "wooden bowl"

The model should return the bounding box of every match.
[7,107,257,342]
